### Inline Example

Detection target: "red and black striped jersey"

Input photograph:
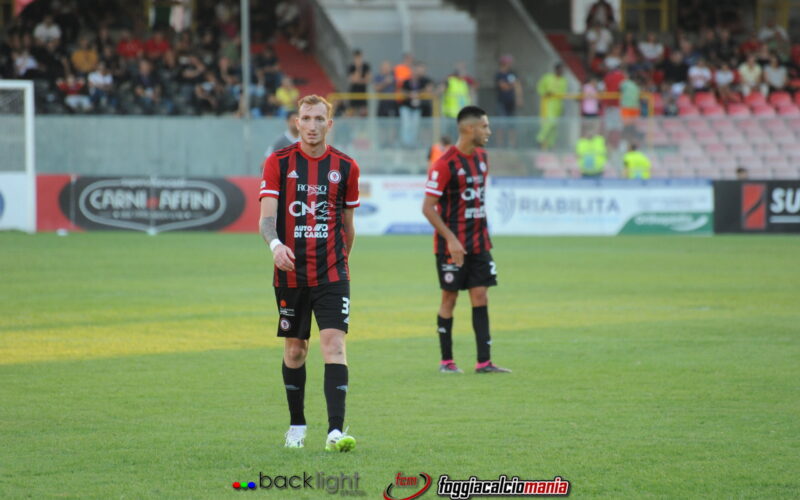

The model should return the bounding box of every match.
[259,143,360,288]
[425,146,492,255]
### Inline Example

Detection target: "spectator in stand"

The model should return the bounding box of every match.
[13,47,38,78]
[603,44,623,71]
[738,54,763,96]
[679,38,701,66]
[713,29,737,64]
[399,62,433,147]
[57,73,92,112]
[272,75,299,117]
[177,53,206,108]
[759,18,790,58]
[88,61,115,111]
[620,32,641,68]
[70,37,98,76]
[585,0,615,29]
[688,58,713,93]
[276,0,308,51]
[144,30,171,62]
[31,37,68,81]
[134,58,164,114]
[195,70,224,114]
[537,63,568,150]
[373,60,397,117]
[96,26,114,55]
[116,30,143,62]
[739,31,762,59]
[763,54,788,95]
[638,32,665,67]
[347,49,371,116]
[254,44,281,92]
[441,64,472,119]
[714,62,735,104]
[754,44,771,67]
[495,54,522,116]
[586,21,613,66]
[697,28,717,61]
[619,69,641,122]
[604,65,625,95]
[33,15,61,45]
[394,53,414,92]
[101,44,128,84]
[581,76,600,117]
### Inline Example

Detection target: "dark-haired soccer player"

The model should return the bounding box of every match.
[422,106,511,374]
[259,95,360,451]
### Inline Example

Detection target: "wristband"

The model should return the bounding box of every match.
[269,239,283,251]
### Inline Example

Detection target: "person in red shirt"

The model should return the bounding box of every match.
[144,30,171,61]
[116,30,143,60]
[422,106,511,374]
[259,95,360,452]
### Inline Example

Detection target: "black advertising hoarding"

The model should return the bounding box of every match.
[715,180,800,233]
[57,176,246,232]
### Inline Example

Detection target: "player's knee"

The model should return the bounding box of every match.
[285,342,308,363]
[441,291,458,310]
[469,289,488,306]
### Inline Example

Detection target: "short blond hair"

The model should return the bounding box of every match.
[297,94,333,119]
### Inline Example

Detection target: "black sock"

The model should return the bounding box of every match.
[282,361,306,426]
[324,363,348,433]
[437,315,454,361]
[472,306,491,363]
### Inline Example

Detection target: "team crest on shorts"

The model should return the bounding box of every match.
[444,272,455,283]
[280,318,291,331]
[328,170,341,183]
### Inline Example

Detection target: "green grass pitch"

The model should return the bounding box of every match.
[0,232,798,499]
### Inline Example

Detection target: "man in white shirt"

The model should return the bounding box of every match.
[688,59,712,92]
[586,22,613,61]
[638,32,664,66]
[33,15,61,44]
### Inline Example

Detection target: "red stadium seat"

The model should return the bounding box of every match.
[768,91,792,107]
[694,92,718,109]
[771,168,798,179]
[686,118,709,131]
[745,91,767,107]
[679,105,700,116]
[677,94,693,108]
[720,132,746,144]
[778,105,800,116]
[727,103,751,116]
[695,167,721,179]
[729,142,754,154]
[702,105,725,116]
[534,153,559,168]
[670,167,696,178]
[752,104,776,116]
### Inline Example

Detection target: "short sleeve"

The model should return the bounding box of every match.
[345,161,360,208]
[259,154,281,200]
[425,158,451,198]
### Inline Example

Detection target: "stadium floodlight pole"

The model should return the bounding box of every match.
[240,0,252,171]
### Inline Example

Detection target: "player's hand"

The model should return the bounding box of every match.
[446,237,466,267]
[272,244,295,272]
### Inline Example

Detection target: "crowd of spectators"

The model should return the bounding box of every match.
[0,0,310,116]
[583,0,800,115]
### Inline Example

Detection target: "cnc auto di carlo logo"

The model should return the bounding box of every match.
[61,177,245,232]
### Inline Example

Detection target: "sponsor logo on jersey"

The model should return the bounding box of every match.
[296,184,328,195]
[279,306,295,317]
[461,186,485,201]
[287,170,299,179]
[328,170,341,183]
[260,180,266,188]
[280,318,291,331]
[479,161,487,172]
[293,223,329,238]
[431,171,439,180]
[465,206,486,219]
[444,272,455,283]
[457,168,466,176]
[289,200,330,221]
[426,180,439,188]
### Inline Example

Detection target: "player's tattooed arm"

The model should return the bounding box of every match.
[259,216,279,243]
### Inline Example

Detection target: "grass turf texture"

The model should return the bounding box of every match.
[0,232,798,499]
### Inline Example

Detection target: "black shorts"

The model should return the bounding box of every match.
[274,280,350,339]
[435,252,498,291]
